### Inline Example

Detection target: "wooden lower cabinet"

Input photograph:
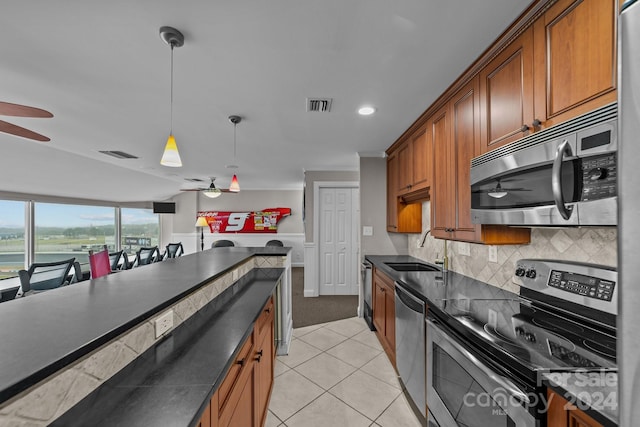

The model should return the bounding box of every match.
[372,268,396,367]
[547,390,604,427]
[198,296,275,427]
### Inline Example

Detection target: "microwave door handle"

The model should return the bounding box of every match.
[552,139,574,220]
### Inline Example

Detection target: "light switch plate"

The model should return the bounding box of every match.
[362,226,373,236]
[154,310,174,339]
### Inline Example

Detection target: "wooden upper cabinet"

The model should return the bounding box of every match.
[430,103,453,237]
[386,151,399,232]
[397,124,431,195]
[533,0,617,129]
[479,27,534,154]
[387,148,422,233]
[410,125,431,192]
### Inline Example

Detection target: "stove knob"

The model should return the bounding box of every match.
[525,269,537,279]
[525,333,536,343]
[515,267,526,277]
[515,327,525,337]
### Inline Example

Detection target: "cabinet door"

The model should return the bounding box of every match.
[450,77,481,242]
[479,27,534,153]
[411,125,431,192]
[384,282,395,365]
[430,103,453,238]
[197,400,212,427]
[397,142,413,194]
[533,0,617,129]
[547,390,604,427]
[219,363,256,427]
[373,281,386,334]
[386,152,399,232]
[255,318,274,427]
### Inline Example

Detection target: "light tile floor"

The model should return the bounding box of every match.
[267,316,423,427]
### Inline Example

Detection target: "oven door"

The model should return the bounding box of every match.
[426,318,535,427]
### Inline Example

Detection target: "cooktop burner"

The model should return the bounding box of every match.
[583,338,616,359]
[531,316,585,335]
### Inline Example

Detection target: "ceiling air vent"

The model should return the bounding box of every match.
[99,150,138,159]
[307,98,332,112]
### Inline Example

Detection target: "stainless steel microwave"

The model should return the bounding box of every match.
[470,103,617,226]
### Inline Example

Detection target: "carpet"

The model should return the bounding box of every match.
[291,267,359,328]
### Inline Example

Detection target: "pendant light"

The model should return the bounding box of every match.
[227,115,241,192]
[160,26,184,167]
[202,177,222,198]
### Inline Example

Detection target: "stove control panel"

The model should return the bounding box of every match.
[548,270,616,301]
[513,259,618,316]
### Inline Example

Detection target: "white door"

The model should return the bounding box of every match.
[319,187,359,295]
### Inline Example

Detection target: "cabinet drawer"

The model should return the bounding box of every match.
[218,332,254,413]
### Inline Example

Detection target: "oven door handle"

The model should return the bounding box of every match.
[429,318,531,405]
[552,139,574,220]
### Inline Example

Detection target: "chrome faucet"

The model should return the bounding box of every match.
[435,239,449,272]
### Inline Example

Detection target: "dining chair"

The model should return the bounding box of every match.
[165,242,184,258]
[109,250,132,270]
[211,240,234,248]
[134,246,160,267]
[89,245,111,279]
[17,258,77,297]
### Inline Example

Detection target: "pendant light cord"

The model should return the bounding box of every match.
[233,122,237,160]
[170,44,174,135]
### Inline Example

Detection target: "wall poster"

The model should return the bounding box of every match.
[196,207,291,233]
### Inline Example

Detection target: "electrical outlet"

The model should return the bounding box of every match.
[154,310,174,339]
[362,226,373,236]
[488,245,498,263]
[459,242,470,256]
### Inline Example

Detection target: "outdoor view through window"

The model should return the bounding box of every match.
[0,200,159,280]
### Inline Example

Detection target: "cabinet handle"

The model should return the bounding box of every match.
[520,124,529,132]
[532,119,542,129]
[265,307,271,314]
[236,357,245,367]
[255,350,263,362]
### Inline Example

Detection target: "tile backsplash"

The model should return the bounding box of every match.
[408,202,617,293]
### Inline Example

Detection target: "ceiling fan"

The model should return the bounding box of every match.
[0,101,53,142]
[180,177,235,198]
[472,178,532,199]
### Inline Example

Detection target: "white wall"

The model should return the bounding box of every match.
[166,189,305,265]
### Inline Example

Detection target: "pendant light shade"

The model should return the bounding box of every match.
[159,26,184,167]
[229,174,240,192]
[227,115,242,192]
[161,134,182,167]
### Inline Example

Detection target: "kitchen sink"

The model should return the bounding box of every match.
[384,262,440,272]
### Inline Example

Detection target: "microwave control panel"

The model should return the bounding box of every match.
[581,153,617,201]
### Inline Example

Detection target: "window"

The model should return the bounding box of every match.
[34,203,116,265]
[0,200,25,279]
[120,208,159,257]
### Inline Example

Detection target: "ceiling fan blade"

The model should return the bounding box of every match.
[0,119,50,142]
[0,101,53,118]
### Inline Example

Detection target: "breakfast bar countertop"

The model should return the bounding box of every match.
[0,246,290,405]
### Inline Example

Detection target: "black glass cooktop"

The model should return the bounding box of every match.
[429,296,617,381]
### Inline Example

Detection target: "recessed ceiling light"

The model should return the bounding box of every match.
[358,106,376,116]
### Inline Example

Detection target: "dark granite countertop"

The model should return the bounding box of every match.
[52,268,284,427]
[365,255,518,310]
[0,246,289,405]
[365,254,618,426]
[543,371,618,427]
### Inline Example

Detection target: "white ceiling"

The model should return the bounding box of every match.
[0,0,532,203]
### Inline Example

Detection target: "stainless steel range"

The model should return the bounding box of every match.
[426,260,617,427]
